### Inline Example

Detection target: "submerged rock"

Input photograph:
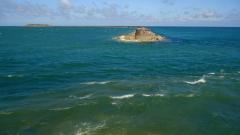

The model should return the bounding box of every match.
[116,27,165,42]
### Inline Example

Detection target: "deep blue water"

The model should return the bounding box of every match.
[0,27,240,135]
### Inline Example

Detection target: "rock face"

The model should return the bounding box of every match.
[117,27,165,42]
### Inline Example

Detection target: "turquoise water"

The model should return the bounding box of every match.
[0,27,240,135]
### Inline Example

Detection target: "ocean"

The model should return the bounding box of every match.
[0,27,239,135]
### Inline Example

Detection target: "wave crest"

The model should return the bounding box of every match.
[49,107,72,111]
[75,122,105,135]
[81,81,112,85]
[142,93,165,97]
[110,94,135,99]
[184,76,206,85]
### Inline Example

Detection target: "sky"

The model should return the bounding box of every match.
[0,0,240,26]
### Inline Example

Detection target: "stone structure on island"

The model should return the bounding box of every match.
[116,27,165,42]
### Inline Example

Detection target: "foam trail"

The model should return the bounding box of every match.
[184,76,206,85]
[6,74,23,78]
[69,94,93,100]
[186,93,195,97]
[110,94,135,99]
[78,94,92,100]
[75,122,105,135]
[155,94,165,97]
[49,107,72,111]
[81,81,111,85]
[142,94,151,97]
[142,94,164,97]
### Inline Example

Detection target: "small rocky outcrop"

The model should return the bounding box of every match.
[116,27,165,42]
[26,24,50,27]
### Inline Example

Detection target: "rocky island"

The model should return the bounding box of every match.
[26,24,50,27]
[116,27,165,42]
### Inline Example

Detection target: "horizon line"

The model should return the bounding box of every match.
[0,25,240,28]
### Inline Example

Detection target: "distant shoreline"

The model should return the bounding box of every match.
[25,24,50,27]
[0,26,239,28]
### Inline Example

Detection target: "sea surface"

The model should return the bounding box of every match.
[0,27,240,135]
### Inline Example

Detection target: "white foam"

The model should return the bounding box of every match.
[75,122,105,135]
[184,76,206,85]
[111,102,117,105]
[49,107,72,111]
[110,94,135,99]
[69,94,92,100]
[78,94,92,100]
[208,72,215,75]
[142,93,164,97]
[142,94,151,97]
[219,76,225,79]
[185,93,195,97]
[6,74,23,78]
[7,75,13,78]
[81,81,111,85]
[175,93,196,98]
[155,94,165,97]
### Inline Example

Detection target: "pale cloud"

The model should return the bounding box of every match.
[176,9,222,22]
[59,0,72,9]
[55,1,160,23]
[225,9,240,21]
[0,0,239,26]
[0,0,56,18]
[161,0,175,5]
[193,10,221,20]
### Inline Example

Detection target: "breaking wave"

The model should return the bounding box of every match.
[81,81,112,85]
[75,122,105,135]
[110,93,165,99]
[175,93,196,98]
[142,93,165,97]
[49,107,72,111]
[184,76,206,85]
[208,72,215,75]
[110,94,135,99]
[68,94,93,100]
[6,74,24,78]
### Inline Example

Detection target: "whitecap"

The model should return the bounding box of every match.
[219,76,225,79]
[142,93,164,97]
[69,94,93,100]
[75,122,105,135]
[78,94,92,100]
[184,76,206,85]
[175,93,196,98]
[7,75,13,78]
[111,102,117,105]
[6,74,23,78]
[155,94,165,97]
[49,107,72,111]
[110,94,135,99]
[185,93,195,97]
[142,94,151,97]
[208,72,215,75]
[81,81,112,85]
